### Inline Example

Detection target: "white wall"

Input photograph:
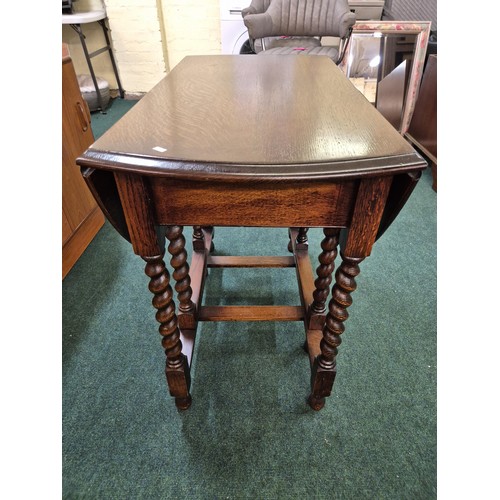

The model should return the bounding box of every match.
[62,0,223,94]
[160,0,221,70]
[62,0,122,89]
[105,0,168,92]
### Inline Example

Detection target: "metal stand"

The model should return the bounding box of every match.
[64,11,124,112]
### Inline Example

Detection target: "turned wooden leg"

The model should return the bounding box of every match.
[288,227,309,252]
[309,228,340,329]
[166,226,195,312]
[208,226,215,253]
[193,226,215,253]
[144,254,192,410]
[297,227,309,245]
[192,226,205,252]
[166,226,196,330]
[308,253,364,410]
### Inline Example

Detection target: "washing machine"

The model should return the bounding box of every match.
[348,0,385,21]
[219,0,253,54]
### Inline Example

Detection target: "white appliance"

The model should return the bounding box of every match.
[348,0,385,21]
[219,1,385,55]
[219,1,252,54]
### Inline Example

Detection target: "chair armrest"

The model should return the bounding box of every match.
[242,0,270,17]
[241,6,257,17]
[336,11,356,39]
[243,12,274,39]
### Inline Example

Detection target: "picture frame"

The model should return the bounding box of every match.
[339,21,432,134]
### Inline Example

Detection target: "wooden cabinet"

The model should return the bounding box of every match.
[406,54,437,190]
[62,44,104,278]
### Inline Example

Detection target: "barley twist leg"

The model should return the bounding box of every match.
[144,253,192,410]
[308,253,364,410]
[165,226,195,315]
[310,228,340,316]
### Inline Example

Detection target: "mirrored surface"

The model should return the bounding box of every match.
[339,22,431,134]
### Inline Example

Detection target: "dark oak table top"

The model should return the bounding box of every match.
[80,55,424,181]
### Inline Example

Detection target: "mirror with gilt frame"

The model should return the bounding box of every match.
[339,21,432,134]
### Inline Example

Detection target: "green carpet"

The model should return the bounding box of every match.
[63,97,437,498]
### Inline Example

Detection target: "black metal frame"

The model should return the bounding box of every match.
[70,17,124,112]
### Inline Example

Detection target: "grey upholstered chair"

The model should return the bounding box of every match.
[241,0,321,53]
[242,0,356,63]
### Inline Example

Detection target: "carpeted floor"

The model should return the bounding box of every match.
[62,97,437,499]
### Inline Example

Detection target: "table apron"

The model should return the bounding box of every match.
[147,177,357,228]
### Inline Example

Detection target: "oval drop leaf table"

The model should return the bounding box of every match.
[77,55,426,411]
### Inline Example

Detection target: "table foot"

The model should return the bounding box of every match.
[165,350,191,404]
[308,356,336,410]
[307,394,325,411]
[175,395,193,410]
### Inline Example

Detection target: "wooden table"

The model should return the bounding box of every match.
[77,55,426,411]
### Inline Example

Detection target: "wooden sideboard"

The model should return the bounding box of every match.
[405,54,437,191]
[62,44,104,278]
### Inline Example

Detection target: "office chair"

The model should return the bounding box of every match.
[243,0,356,63]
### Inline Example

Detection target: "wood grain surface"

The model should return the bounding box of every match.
[62,48,104,278]
[79,55,425,180]
[148,177,356,227]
